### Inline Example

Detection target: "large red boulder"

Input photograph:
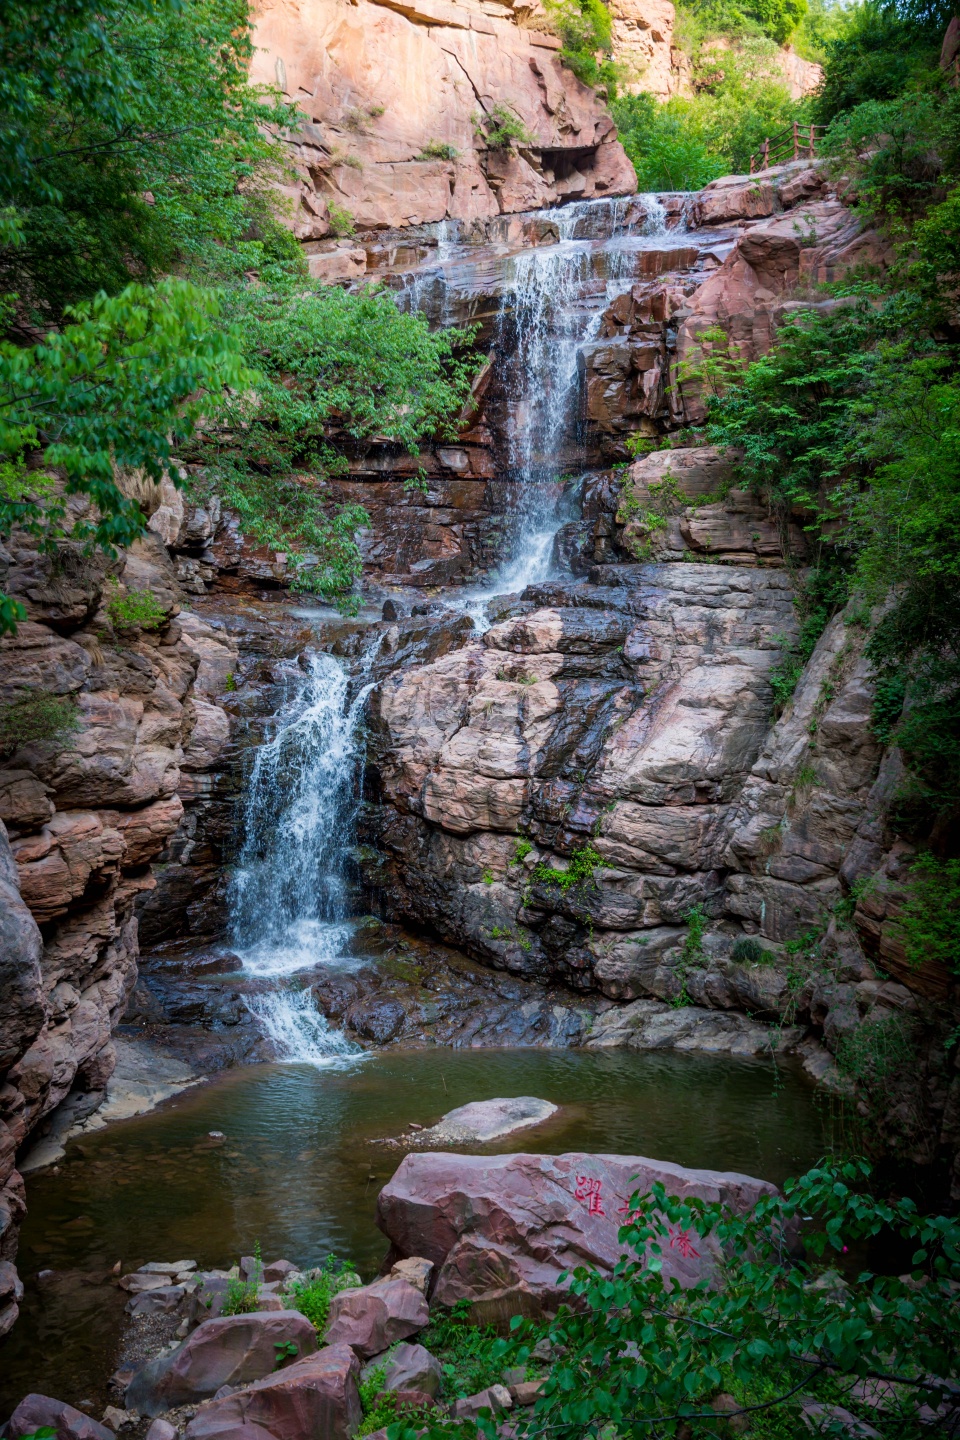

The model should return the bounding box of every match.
[125,1310,317,1416]
[324,1277,429,1359]
[184,1345,361,1440]
[2,1395,114,1440]
[376,1151,779,1324]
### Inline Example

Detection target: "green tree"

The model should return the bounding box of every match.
[0,279,251,632]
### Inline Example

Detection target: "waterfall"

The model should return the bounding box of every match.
[230,651,372,1066]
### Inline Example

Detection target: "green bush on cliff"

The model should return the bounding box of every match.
[0,690,78,757]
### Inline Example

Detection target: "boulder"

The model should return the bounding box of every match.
[361,1341,443,1397]
[416,1097,557,1144]
[125,1284,184,1316]
[144,1423,177,1440]
[376,1151,780,1324]
[1,1395,115,1440]
[387,1257,433,1294]
[324,1276,429,1358]
[453,1385,512,1419]
[184,1345,361,1440]
[125,1311,317,1416]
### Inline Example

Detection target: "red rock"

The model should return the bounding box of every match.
[324,1276,429,1358]
[453,1385,512,1419]
[125,1310,318,1416]
[376,1151,780,1324]
[361,1341,442,1396]
[184,1344,361,1440]
[2,1394,115,1440]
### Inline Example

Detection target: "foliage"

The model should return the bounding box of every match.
[612,31,804,187]
[531,844,603,893]
[890,853,960,976]
[546,0,619,95]
[0,0,294,321]
[730,936,770,963]
[420,1302,510,1400]
[823,87,960,224]
[511,837,533,865]
[475,105,535,151]
[0,690,78,757]
[411,1160,960,1440]
[0,279,249,632]
[680,0,809,46]
[286,1256,359,1333]
[105,579,167,634]
[813,1,945,123]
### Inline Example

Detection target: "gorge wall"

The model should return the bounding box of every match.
[1,152,957,1340]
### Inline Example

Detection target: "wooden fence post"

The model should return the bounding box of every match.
[792,120,799,160]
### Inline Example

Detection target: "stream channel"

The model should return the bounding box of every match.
[0,194,828,1414]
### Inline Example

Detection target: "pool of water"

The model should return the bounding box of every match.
[0,1047,828,1416]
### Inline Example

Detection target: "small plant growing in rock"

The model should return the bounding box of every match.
[482,867,495,885]
[106,578,167,634]
[0,690,79,757]
[416,140,459,160]
[730,936,769,965]
[532,844,603,893]
[511,836,533,865]
[221,1241,262,1317]
[474,103,535,150]
[327,200,356,237]
[286,1254,359,1332]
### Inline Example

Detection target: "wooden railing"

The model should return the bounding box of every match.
[749,122,826,175]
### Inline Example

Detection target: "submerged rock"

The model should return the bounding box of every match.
[414,1097,558,1143]
[377,1150,779,1325]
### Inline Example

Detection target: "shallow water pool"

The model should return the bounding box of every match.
[0,1047,828,1415]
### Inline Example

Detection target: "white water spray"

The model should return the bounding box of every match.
[230,651,373,1064]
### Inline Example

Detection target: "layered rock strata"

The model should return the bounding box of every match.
[0,527,235,1322]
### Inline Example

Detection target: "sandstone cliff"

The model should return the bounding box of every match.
[0,519,237,1332]
[250,0,636,243]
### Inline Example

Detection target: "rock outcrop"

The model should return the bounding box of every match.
[0,525,234,1296]
[377,1150,779,1322]
[250,0,635,246]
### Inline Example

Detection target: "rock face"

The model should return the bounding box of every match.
[0,527,233,1297]
[249,0,635,243]
[377,1150,779,1322]
[125,1311,318,1416]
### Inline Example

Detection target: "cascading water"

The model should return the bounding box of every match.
[457,194,673,625]
[229,651,373,1066]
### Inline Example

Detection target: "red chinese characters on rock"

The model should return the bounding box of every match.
[574,1174,606,1217]
[668,1225,700,1259]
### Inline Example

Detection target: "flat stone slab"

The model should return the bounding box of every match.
[418,1097,558,1144]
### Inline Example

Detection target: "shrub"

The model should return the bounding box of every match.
[416,141,459,160]
[106,578,168,633]
[420,1302,513,1400]
[327,201,355,237]
[531,844,603,893]
[0,691,79,756]
[730,935,768,964]
[475,104,535,150]
[286,1256,360,1332]
[221,1245,262,1317]
[478,1161,960,1440]
[891,853,960,977]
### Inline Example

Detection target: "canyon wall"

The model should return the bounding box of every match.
[0,520,238,1334]
[249,0,636,253]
